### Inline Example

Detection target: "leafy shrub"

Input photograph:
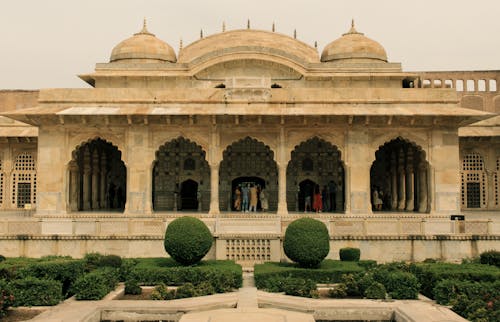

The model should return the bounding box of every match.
[254,260,365,288]
[175,283,197,299]
[83,252,103,271]
[150,283,175,300]
[72,268,118,300]
[281,278,317,298]
[480,250,500,267]
[99,255,122,268]
[365,282,386,299]
[124,279,142,295]
[383,271,419,299]
[195,281,216,296]
[339,248,360,261]
[8,277,63,306]
[328,283,347,298]
[283,218,329,268]
[0,280,13,317]
[410,262,500,298]
[17,259,85,297]
[164,216,213,266]
[127,259,242,291]
[357,272,376,295]
[340,273,360,296]
[119,258,138,281]
[0,255,5,263]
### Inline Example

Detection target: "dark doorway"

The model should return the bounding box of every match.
[17,183,31,208]
[231,176,265,211]
[298,179,316,212]
[180,179,198,210]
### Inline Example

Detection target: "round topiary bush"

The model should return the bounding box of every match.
[283,217,330,268]
[365,282,386,299]
[164,216,213,266]
[339,247,360,261]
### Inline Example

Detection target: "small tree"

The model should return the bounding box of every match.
[164,216,213,266]
[283,218,330,268]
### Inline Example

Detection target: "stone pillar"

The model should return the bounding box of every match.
[405,149,414,211]
[277,127,289,215]
[82,147,91,211]
[209,163,220,214]
[390,152,398,210]
[418,162,428,212]
[68,160,79,212]
[346,129,372,214]
[91,150,100,210]
[100,153,107,209]
[397,148,406,211]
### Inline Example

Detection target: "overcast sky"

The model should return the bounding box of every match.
[1,0,499,89]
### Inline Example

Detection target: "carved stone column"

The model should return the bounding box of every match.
[68,160,79,212]
[82,147,91,211]
[418,162,428,213]
[91,150,100,210]
[390,151,398,210]
[100,153,107,209]
[405,149,414,211]
[397,148,406,211]
[277,127,288,215]
[209,162,220,214]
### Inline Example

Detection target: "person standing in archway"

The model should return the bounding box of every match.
[328,180,337,212]
[249,184,258,212]
[241,184,249,212]
[233,186,242,211]
[313,184,323,213]
[260,187,268,212]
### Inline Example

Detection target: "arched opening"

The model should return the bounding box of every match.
[287,137,345,212]
[68,138,126,212]
[180,179,199,211]
[152,137,209,212]
[370,137,429,213]
[219,137,278,211]
[231,176,266,211]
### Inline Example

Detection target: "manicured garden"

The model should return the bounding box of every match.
[0,216,498,322]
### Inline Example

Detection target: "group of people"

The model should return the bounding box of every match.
[233,183,268,212]
[302,181,337,213]
[372,186,385,211]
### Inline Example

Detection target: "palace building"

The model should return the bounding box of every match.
[0,21,498,262]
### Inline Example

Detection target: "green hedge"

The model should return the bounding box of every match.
[283,218,330,268]
[127,259,242,292]
[164,216,213,266]
[410,263,500,298]
[8,277,63,306]
[0,280,13,317]
[17,259,85,296]
[72,268,119,300]
[433,279,500,321]
[339,248,360,261]
[254,260,365,288]
[480,250,500,267]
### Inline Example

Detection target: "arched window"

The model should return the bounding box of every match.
[12,152,36,208]
[461,153,487,209]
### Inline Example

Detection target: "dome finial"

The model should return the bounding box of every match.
[222,21,226,32]
[314,41,318,49]
[179,38,183,50]
[293,29,297,39]
[272,22,275,32]
[247,19,250,29]
[200,29,204,39]
[351,18,355,28]
[344,18,363,36]
[135,17,153,35]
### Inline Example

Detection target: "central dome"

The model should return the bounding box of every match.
[178,29,319,64]
[321,22,387,63]
[110,21,176,63]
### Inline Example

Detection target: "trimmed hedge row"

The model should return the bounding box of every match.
[127,259,242,292]
[72,268,119,300]
[410,263,500,298]
[254,260,366,288]
[7,277,63,306]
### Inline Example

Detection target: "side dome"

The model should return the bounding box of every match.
[321,22,387,63]
[110,21,176,63]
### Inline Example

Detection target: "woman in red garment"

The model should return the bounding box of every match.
[313,184,322,213]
